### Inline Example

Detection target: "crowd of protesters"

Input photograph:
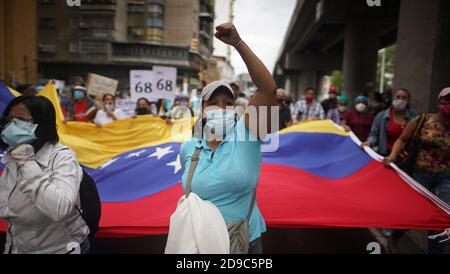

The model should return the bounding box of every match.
[4,75,449,255]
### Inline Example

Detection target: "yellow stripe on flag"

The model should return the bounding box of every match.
[279,120,349,136]
[8,87,21,97]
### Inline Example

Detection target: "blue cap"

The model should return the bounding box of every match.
[355,95,369,105]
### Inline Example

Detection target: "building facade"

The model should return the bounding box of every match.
[0,0,37,86]
[37,0,215,91]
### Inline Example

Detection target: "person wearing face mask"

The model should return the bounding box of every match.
[321,86,338,114]
[384,88,450,254]
[135,98,158,116]
[0,96,90,254]
[292,87,325,123]
[165,95,194,120]
[68,85,97,122]
[362,89,417,156]
[179,22,277,254]
[277,89,292,130]
[327,94,349,124]
[341,95,374,141]
[93,93,126,126]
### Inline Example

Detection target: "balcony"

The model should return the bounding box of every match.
[80,28,114,40]
[146,0,165,6]
[199,0,214,21]
[38,42,56,53]
[79,41,111,55]
[81,0,117,13]
[111,42,191,67]
[199,12,214,22]
[199,43,212,58]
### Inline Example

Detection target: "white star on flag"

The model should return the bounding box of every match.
[148,146,173,160]
[100,158,119,169]
[167,154,182,174]
[125,149,147,159]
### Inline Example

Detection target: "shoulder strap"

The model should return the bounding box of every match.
[246,191,256,222]
[185,147,256,221]
[185,148,201,197]
[412,114,427,141]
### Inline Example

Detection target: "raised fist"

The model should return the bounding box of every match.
[214,22,242,47]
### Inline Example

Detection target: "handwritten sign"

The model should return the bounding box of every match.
[86,73,119,98]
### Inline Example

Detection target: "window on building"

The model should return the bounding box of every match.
[146,27,163,43]
[38,42,56,53]
[70,17,78,29]
[147,3,164,16]
[128,3,145,13]
[40,18,56,29]
[69,42,79,53]
[146,17,164,28]
[129,27,145,37]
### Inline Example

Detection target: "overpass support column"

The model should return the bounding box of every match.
[394,0,450,113]
[342,22,379,100]
[297,70,318,98]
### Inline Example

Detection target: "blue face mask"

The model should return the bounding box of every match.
[1,118,38,147]
[205,109,237,138]
[105,104,114,111]
[73,90,85,100]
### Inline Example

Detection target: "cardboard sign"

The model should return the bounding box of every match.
[86,73,119,98]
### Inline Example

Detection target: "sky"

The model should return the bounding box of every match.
[213,0,297,77]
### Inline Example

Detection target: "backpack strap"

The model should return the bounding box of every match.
[185,147,257,222]
[185,148,201,198]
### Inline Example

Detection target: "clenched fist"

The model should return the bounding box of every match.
[11,144,35,168]
[214,22,243,47]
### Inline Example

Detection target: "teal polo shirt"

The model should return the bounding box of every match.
[180,118,267,242]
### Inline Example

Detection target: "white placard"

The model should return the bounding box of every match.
[130,70,155,102]
[115,98,136,118]
[153,66,177,100]
[130,67,177,101]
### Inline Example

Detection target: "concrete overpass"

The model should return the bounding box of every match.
[275,0,450,113]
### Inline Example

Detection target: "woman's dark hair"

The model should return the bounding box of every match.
[1,96,59,152]
[137,97,151,106]
[394,88,410,99]
[102,93,115,102]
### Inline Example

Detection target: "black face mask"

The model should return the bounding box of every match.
[136,107,151,115]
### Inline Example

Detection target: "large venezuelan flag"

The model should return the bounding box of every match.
[0,82,449,237]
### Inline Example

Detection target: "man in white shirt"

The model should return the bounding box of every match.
[292,87,325,123]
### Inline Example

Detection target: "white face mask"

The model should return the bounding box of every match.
[392,99,408,111]
[338,106,347,113]
[355,103,367,113]
[205,109,237,138]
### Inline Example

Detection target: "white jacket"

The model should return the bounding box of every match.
[0,143,89,254]
[165,193,230,254]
